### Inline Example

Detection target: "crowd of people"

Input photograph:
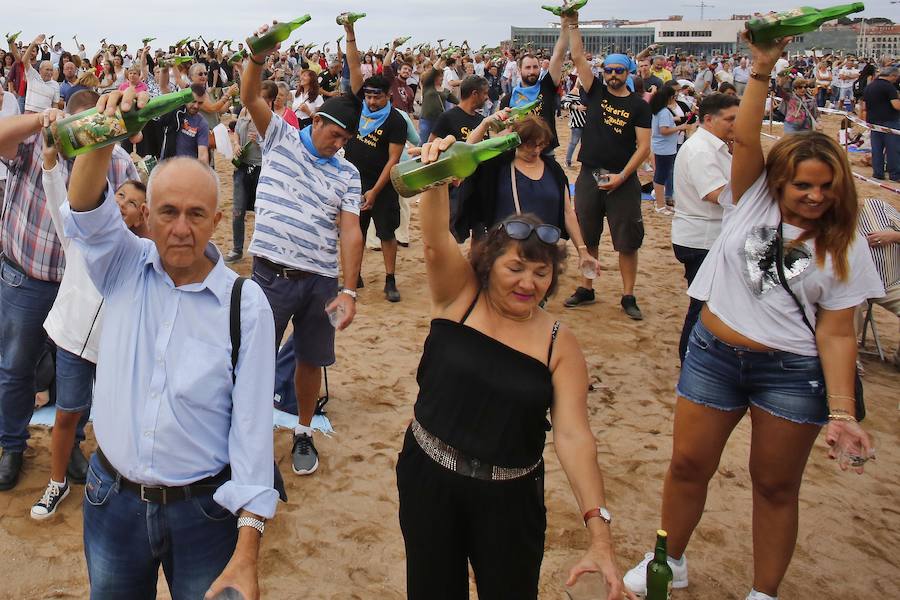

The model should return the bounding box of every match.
[0,6,898,600]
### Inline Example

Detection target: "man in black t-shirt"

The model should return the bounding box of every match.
[498,26,567,150]
[344,74,407,302]
[562,9,651,321]
[318,61,342,98]
[861,66,900,181]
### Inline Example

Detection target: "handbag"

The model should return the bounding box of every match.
[774,222,865,421]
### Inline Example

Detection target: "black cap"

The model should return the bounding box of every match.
[317,94,362,135]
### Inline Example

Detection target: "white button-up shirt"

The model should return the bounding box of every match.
[672,126,731,251]
[62,188,278,518]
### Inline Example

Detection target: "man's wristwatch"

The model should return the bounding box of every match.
[237,516,266,536]
[583,506,612,526]
[339,287,358,300]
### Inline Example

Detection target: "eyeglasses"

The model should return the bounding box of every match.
[498,220,561,245]
[603,67,627,75]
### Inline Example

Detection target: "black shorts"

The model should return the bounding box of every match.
[574,167,644,252]
[360,176,400,241]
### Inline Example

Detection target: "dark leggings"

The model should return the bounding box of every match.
[396,428,546,600]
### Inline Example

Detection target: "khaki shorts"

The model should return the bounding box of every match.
[574,167,644,252]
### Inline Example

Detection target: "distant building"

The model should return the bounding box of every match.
[857,24,900,58]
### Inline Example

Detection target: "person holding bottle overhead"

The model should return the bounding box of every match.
[396,132,635,600]
[623,33,883,600]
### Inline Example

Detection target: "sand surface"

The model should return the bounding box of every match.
[1,115,898,600]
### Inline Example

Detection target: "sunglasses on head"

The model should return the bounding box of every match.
[499,220,561,245]
[604,67,627,75]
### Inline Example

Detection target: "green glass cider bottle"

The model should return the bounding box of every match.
[6,31,22,44]
[231,141,253,168]
[489,98,542,132]
[336,12,366,25]
[394,36,412,46]
[228,50,247,65]
[646,530,674,600]
[745,3,865,43]
[541,0,589,17]
[390,134,522,198]
[46,84,205,159]
[142,37,156,46]
[246,16,311,55]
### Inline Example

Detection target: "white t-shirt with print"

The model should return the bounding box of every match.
[689,172,884,356]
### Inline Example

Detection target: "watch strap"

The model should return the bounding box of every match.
[340,287,358,300]
[583,507,611,526]
[749,69,770,83]
[237,516,266,536]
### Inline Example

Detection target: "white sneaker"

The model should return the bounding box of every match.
[623,552,689,595]
[746,590,777,600]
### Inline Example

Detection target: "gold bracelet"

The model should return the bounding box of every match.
[827,394,855,402]
[577,244,587,250]
[828,413,857,422]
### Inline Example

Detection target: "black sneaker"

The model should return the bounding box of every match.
[31,479,70,520]
[291,432,319,476]
[224,250,243,263]
[564,287,596,308]
[67,443,88,485]
[385,276,401,303]
[621,295,644,320]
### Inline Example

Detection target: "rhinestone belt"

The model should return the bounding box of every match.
[410,419,542,481]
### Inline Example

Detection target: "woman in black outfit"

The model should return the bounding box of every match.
[396,136,634,600]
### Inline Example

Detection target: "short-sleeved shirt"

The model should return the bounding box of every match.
[862,78,900,123]
[689,172,884,356]
[174,111,209,158]
[250,115,361,278]
[24,66,60,112]
[578,83,651,171]
[383,65,415,114]
[60,81,87,104]
[343,101,407,181]
[432,106,484,142]
[642,75,664,93]
[499,74,560,150]
[672,127,731,250]
[318,71,338,94]
[651,108,677,156]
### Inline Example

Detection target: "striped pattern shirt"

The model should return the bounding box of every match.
[1,134,136,282]
[249,116,361,278]
[858,198,900,289]
[561,92,587,129]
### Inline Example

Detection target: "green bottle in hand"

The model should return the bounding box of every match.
[390,134,522,198]
[228,50,247,65]
[646,530,674,600]
[336,12,366,25]
[541,0,589,16]
[489,98,541,132]
[745,3,865,43]
[246,16,311,55]
[46,85,205,159]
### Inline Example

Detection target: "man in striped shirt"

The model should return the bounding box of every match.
[856,197,900,367]
[240,20,364,477]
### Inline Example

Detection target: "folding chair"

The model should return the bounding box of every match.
[859,300,886,362]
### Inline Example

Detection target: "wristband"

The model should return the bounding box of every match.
[249,55,265,66]
[583,506,612,526]
[749,69,770,83]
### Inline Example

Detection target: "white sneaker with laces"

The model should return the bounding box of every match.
[623,551,689,595]
[746,589,778,600]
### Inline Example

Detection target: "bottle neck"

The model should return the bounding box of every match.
[654,538,668,562]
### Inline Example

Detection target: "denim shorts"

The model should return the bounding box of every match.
[677,320,828,426]
[55,347,96,413]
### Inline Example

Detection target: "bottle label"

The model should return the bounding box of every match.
[59,111,128,152]
[756,8,805,25]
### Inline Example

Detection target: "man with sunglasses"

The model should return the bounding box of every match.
[562,10,651,321]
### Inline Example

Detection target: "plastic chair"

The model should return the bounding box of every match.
[859,300,885,362]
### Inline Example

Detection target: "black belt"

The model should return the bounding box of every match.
[96,448,229,504]
[255,257,316,280]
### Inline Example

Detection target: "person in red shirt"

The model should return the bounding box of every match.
[275,82,300,128]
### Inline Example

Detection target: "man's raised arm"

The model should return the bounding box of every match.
[344,21,363,95]
[548,18,569,86]
[562,12,594,93]
[240,22,282,137]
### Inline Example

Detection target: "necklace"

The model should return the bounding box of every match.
[487,294,534,322]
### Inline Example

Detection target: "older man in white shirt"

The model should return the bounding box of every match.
[19,34,61,112]
[672,92,741,362]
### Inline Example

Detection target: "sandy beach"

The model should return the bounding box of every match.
[0,114,898,600]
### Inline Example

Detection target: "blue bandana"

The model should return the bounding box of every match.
[508,81,541,108]
[299,125,338,167]
[358,101,392,138]
[602,53,638,93]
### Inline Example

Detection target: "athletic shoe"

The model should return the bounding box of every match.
[746,590,778,600]
[654,206,675,216]
[623,552,689,595]
[564,287,596,308]
[621,295,643,320]
[385,277,401,303]
[31,480,70,520]
[291,433,319,476]
[224,250,243,263]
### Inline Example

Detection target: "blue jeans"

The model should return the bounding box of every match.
[672,244,709,364]
[0,257,59,451]
[870,119,900,180]
[83,454,237,600]
[418,118,434,144]
[566,127,582,166]
[55,347,95,444]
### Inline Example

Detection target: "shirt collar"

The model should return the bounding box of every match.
[299,125,339,167]
[145,242,232,304]
[697,126,728,152]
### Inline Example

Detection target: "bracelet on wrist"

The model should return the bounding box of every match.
[827,394,855,403]
[249,55,265,66]
[828,413,857,423]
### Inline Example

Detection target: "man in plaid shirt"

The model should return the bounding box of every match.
[0,89,138,490]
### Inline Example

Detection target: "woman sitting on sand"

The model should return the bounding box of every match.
[623,34,883,600]
[395,135,635,600]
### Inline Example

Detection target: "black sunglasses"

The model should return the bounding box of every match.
[604,67,627,75]
[499,220,561,245]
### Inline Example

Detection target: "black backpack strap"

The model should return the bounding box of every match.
[230,277,247,383]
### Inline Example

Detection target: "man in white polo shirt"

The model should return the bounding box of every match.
[240,19,364,478]
[672,93,740,363]
[19,34,60,113]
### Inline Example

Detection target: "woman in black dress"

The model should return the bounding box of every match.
[396,136,635,600]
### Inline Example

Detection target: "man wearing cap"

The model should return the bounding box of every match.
[562,10,651,321]
[240,20,364,478]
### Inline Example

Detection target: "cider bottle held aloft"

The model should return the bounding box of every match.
[745,3,865,44]
[541,0,589,17]
[246,16,311,55]
[142,37,156,46]
[228,50,247,65]
[45,84,205,159]
[489,98,541,132]
[390,134,522,198]
[336,12,366,26]
[646,530,674,600]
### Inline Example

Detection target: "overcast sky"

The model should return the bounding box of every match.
[13,0,899,50]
